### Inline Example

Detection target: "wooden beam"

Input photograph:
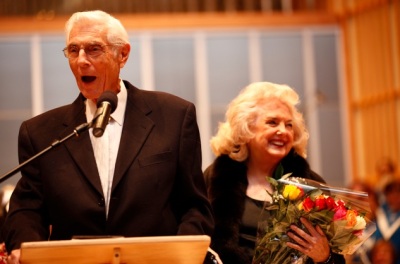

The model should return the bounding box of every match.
[0,12,338,33]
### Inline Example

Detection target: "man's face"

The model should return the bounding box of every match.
[66,22,129,101]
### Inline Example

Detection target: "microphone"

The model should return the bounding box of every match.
[92,90,118,137]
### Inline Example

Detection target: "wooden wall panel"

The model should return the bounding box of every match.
[0,12,338,33]
[341,0,400,184]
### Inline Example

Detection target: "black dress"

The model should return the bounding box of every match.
[239,196,265,257]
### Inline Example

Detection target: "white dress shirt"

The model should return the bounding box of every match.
[85,80,127,217]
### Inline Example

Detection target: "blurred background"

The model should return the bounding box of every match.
[0,0,399,191]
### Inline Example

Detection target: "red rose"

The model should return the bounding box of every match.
[302,197,315,212]
[315,195,327,211]
[336,200,345,207]
[325,196,336,210]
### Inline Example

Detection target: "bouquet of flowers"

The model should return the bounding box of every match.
[252,175,376,264]
[0,243,7,264]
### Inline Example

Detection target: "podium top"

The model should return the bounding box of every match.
[21,235,211,264]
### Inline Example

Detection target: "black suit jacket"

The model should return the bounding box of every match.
[2,81,214,252]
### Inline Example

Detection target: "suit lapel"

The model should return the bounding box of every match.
[112,84,154,191]
[61,95,103,196]
[58,85,154,196]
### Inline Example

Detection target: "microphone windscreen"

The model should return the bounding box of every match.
[97,90,118,113]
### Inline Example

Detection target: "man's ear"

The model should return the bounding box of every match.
[119,43,130,68]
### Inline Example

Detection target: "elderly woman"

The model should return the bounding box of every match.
[204,82,345,264]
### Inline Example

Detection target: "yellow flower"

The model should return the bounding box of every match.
[282,185,302,200]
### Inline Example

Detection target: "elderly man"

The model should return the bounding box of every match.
[2,10,215,264]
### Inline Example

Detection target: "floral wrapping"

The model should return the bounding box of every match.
[0,243,7,264]
[253,176,376,264]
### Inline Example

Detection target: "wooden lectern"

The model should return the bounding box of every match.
[20,235,210,264]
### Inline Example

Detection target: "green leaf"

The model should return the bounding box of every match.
[273,163,284,179]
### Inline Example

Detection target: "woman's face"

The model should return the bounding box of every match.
[247,98,295,164]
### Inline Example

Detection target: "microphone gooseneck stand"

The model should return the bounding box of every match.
[0,122,91,184]
[0,89,118,184]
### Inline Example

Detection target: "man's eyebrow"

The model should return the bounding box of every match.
[67,41,103,47]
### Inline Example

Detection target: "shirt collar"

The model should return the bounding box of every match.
[111,80,126,126]
[85,79,127,126]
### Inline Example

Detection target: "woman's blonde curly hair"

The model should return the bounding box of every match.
[210,82,309,161]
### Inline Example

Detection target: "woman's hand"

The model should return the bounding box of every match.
[7,249,20,264]
[286,217,331,263]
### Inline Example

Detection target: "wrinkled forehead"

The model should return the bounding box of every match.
[68,21,108,44]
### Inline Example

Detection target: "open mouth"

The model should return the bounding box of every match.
[81,76,96,83]
[270,140,285,147]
